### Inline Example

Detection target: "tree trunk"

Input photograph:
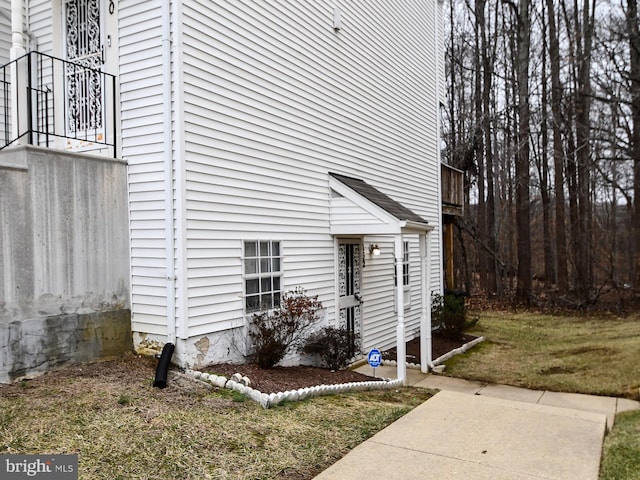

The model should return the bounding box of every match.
[540,3,555,288]
[628,0,640,289]
[516,0,532,301]
[561,0,579,296]
[475,0,488,293]
[545,0,568,292]
[574,0,595,303]
[482,1,498,294]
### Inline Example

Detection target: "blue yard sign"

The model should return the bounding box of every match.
[367,349,382,368]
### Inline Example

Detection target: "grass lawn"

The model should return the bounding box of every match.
[2,312,638,479]
[600,410,640,480]
[445,309,640,480]
[446,310,640,398]
[0,355,432,480]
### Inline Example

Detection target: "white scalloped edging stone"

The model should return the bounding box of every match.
[432,336,485,366]
[185,369,404,409]
[378,336,485,372]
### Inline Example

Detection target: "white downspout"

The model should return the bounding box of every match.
[394,234,406,384]
[162,0,176,344]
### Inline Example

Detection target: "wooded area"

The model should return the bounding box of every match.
[444,0,640,306]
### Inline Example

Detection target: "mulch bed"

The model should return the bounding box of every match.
[381,332,478,364]
[205,364,376,394]
[205,333,475,394]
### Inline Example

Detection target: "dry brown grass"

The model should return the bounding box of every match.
[0,354,432,479]
[445,311,640,398]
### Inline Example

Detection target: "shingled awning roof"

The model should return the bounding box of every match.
[329,172,431,235]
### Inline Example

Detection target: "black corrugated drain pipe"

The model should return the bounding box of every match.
[153,343,175,389]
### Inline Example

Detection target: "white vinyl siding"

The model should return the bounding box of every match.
[122,0,442,356]
[360,236,424,352]
[0,1,10,64]
[27,0,52,54]
[330,194,389,228]
[176,0,440,342]
[0,1,10,144]
[120,0,168,333]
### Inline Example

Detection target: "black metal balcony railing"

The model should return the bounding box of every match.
[0,51,116,157]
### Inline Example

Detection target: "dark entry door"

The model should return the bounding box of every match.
[338,241,362,357]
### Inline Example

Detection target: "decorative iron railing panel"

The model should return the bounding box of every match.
[0,51,116,157]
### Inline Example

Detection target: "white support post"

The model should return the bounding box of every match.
[10,0,24,58]
[419,232,429,372]
[394,235,406,384]
[425,232,433,369]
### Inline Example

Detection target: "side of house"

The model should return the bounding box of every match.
[123,0,444,368]
[0,0,445,379]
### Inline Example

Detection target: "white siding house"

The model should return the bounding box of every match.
[3,0,445,382]
[0,4,10,66]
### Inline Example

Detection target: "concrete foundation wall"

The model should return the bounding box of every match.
[0,310,132,382]
[134,329,247,370]
[0,146,131,382]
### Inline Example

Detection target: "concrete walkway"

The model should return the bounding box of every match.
[313,365,640,480]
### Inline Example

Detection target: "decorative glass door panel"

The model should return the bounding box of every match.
[338,241,362,358]
[64,0,103,143]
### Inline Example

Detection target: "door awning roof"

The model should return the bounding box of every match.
[329,172,432,235]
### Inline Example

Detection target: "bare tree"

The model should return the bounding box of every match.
[512,0,533,300]
[545,0,569,292]
[539,0,555,288]
[444,0,638,304]
[628,0,640,288]
[573,0,597,302]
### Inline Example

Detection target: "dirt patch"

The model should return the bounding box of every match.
[0,353,223,410]
[559,346,619,356]
[539,365,575,375]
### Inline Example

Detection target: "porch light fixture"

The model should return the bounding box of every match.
[369,244,380,256]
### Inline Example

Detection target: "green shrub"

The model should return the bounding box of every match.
[432,292,477,340]
[249,287,322,368]
[300,326,357,370]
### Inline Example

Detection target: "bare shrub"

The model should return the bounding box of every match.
[300,326,357,370]
[249,287,322,368]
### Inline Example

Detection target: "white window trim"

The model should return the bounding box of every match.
[242,240,283,314]
[394,240,411,311]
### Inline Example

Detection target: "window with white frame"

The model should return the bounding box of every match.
[402,240,410,286]
[243,240,282,312]
[394,240,410,287]
[394,240,411,310]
